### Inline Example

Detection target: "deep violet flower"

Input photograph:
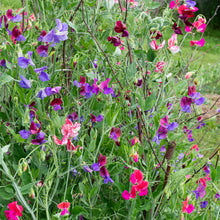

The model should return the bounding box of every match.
[114,21,127,33]
[43,19,68,45]
[67,111,78,122]
[215,193,220,200]
[19,75,31,89]
[0,59,7,68]
[18,51,35,68]
[91,154,107,171]
[34,66,50,81]
[37,90,47,100]
[19,130,31,139]
[10,25,26,41]
[172,22,183,35]
[45,86,62,96]
[200,201,208,208]
[99,166,114,184]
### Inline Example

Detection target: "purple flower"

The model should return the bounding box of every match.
[186,0,196,8]
[91,154,107,171]
[122,30,129,37]
[31,132,47,145]
[99,166,114,184]
[45,86,62,96]
[215,193,220,200]
[36,45,48,57]
[107,36,121,47]
[19,130,31,139]
[67,112,78,122]
[178,153,184,160]
[10,14,22,22]
[34,66,50,81]
[93,59,98,69]
[200,201,208,208]
[83,165,93,173]
[37,90,47,100]
[153,126,168,145]
[160,116,178,131]
[18,51,35,68]
[0,59,7,68]
[160,145,166,152]
[197,154,204,158]
[19,75,31,89]
[192,184,206,200]
[180,96,192,113]
[43,19,68,45]
[99,78,114,94]
[90,113,103,123]
[194,97,205,105]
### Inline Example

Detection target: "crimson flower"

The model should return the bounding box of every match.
[57,201,70,216]
[5,201,23,219]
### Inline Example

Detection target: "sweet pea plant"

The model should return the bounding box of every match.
[0,0,220,219]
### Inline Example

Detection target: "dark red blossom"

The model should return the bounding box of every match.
[114,21,127,33]
[50,98,62,106]
[12,26,21,39]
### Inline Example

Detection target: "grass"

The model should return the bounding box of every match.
[0,0,22,11]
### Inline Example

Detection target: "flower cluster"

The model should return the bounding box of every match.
[122,170,149,200]
[5,201,23,220]
[91,154,114,184]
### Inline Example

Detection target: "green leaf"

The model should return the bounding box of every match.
[0,145,10,164]
[89,186,98,200]
[0,73,14,86]
[71,205,88,216]
[215,166,220,181]
[20,183,33,195]
[0,185,15,200]
[66,20,77,32]
[210,165,217,181]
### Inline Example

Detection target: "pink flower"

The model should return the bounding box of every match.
[182,198,195,214]
[185,71,194,79]
[190,38,205,47]
[53,118,81,146]
[57,201,70,216]
[5,201,23,219]
[128,0,138,8]
[168,33,179,54]
[169,0,179,9]
[122,170,149,200]
[155,61,166,73]
[131,136,140,146]
[193,17,206,32]
[186,204,195,214]
[150,40,165,51]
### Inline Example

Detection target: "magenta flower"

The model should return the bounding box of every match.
[5,201,23,219]
[36,45,48,57]
[31,132,47,145]
[190,38,205,47]
[107,36,121,47]
[110,127,121,141]
[99,78,114,94]
[114,21,127,33]
[122,170,149,200]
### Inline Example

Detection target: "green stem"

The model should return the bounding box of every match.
[64,153,72,200]
[1,160,37,220]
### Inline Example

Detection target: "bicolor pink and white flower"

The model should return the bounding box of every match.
[53,118,81,146]
[168,33,179,54]
[150,40,165,51]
